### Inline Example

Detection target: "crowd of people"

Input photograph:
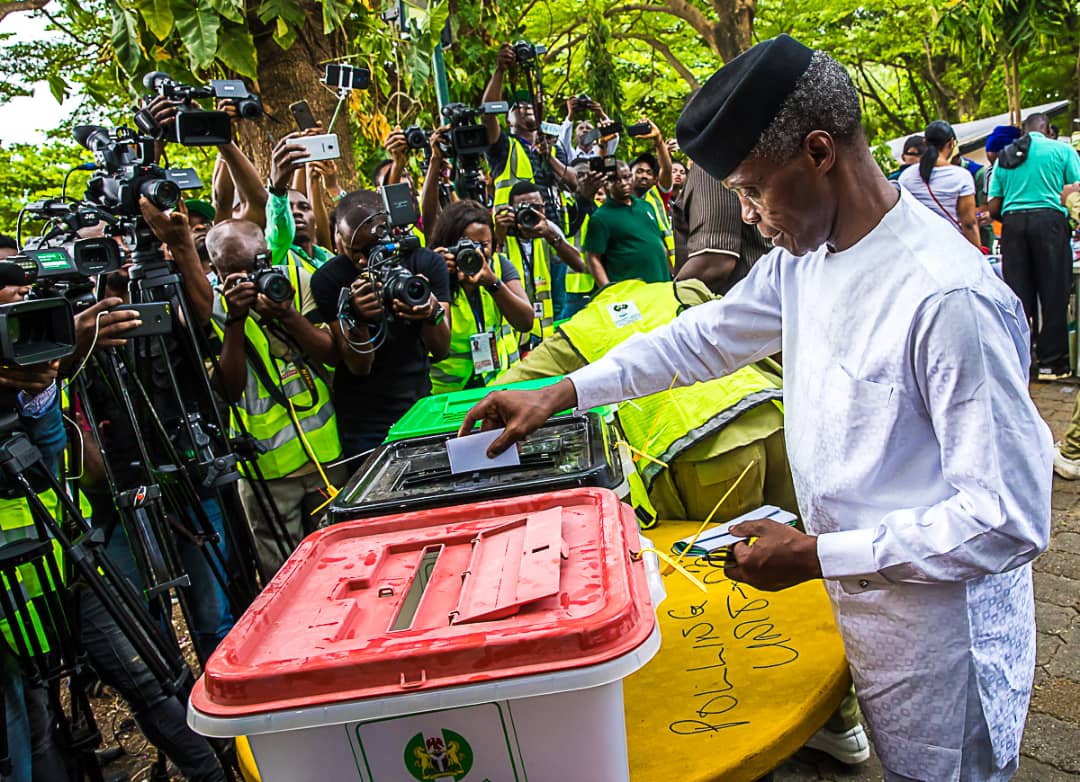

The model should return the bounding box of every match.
[0,29,1071,782]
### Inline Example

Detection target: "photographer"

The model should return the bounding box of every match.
[483,43,573,220]
[495,181,585,344]
[311,191,451,457]
[428,200,534,393]
[629,119,676,267]
[557,96,619,161]
[207,220,344,579]
[265,131,334,274]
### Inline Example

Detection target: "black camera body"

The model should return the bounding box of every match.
[441,103,489,158]
[75,126,181,216]
[588,155,619,177]
[243,254,292,304]
[514,202,544,232]
[448,239,485,277]
[137,72,260,146]
[367,234,430,312]
[513,40,547,64]
[0,296,76,366]
[403,126,430,151]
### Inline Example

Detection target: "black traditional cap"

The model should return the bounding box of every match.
[676,34,813,181]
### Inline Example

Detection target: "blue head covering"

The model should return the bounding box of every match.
[985,125,1021,154]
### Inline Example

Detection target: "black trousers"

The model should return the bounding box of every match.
[1000,208,1073,369]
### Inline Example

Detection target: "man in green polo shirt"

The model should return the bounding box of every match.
[583,160,672,287]
[989,112,1080,380]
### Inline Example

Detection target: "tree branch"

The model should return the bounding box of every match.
[611,31,700,88]
[0,0,47,24]
[853,63,909,133]
[607,1,713,41]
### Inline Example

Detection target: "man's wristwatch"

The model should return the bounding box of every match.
[426,303,445,326]
[485,278,503,294]
[267,179,287,198]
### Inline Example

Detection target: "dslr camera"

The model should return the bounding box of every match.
[447,239,485,277]
[403,126,430,151]
[369,233,430,310]
[136,72,262,146]
[243,253,293,304]
[512,40,547,64]
[514,203,544,232]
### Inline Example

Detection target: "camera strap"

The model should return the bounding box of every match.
[243,319,322,414]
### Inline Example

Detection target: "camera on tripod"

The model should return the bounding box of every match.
[0,258,76,367]
[447,239,485,277]
[136,72,261,146]
[242,252,293,304]
[75,125,188,217]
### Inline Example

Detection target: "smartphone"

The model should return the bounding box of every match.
[324,63,372,90]
[292,133,341,162]
[290,100,319,131]
[114,302,173,338]
[626,121,652,137]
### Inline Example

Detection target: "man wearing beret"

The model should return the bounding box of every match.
[461,35,1050,781]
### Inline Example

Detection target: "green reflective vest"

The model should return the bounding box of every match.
[559,279,783,488]
[642,187,675,269]
[211,264,341,480]
[430,254,523,394]
[565,213,594,294]
[505,235,553,341]
[493,135,534,210]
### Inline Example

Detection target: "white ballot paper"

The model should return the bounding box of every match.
[672,505,799,556]
[447,428,522,474]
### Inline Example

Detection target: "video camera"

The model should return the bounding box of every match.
[75,125,189,217]
[136,72,262,146]
[440,102,507,157]
[0,261,77,366]
[364,185,430,312]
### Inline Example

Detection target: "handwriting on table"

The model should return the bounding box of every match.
[665,558,801,736]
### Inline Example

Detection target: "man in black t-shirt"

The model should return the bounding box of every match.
[311,191,451,458]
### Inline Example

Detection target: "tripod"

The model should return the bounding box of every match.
[0,413,194,782]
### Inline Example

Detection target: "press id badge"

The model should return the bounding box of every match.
[533,301,545,321]
[608,301,642,328]
[470,332,500,373]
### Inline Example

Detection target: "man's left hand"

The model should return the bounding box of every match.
[642,118,663,143]
[253,293,294,322]
[391,289,439,322]
[724,519,822,592]
[139,197,190,247]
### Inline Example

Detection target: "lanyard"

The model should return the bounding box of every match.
[465,289,486,333]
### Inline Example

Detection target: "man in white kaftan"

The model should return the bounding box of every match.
[459,37,1051,781]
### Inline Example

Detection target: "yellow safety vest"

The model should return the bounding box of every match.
[565,210,594,295]
[504,235,553,341]
[211,264,340,481]
[560,280,783,488]
[429,255,523,394]
[642,187,675,269]
[492,135,534,210]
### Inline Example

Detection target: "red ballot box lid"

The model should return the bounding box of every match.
[191,488,655,717]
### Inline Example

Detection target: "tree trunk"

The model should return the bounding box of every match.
[235,3,359,189]
[708,0,756,61]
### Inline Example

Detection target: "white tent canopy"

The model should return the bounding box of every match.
[886,100,1071,164]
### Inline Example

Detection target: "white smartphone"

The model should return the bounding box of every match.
[293,133,341,162]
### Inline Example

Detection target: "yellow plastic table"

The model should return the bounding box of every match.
[625,521,850,782]
[233,520,850,782]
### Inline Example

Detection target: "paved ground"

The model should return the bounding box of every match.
[770,380,1080,781]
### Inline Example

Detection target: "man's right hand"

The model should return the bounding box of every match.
[457,379,578,457]
[577,170,605,201]
[350,277,384,322]
[496,43,516,72]
[75,297,141,352]
[0,361,59,396]
[493,207,516,247]
[384,126,409,163]
[223,273,257,321]
[269,132,311,193]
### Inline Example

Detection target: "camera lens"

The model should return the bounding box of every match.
[516,205,542,231]
[403,276,431,307]
[236,97,263,119]
[142,179,181,210]
[257,270,293,303]
[456,246,484,277]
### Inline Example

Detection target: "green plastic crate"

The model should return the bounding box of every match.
[385,377,569,443]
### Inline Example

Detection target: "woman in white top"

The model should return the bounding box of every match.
[899,120,982,248]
